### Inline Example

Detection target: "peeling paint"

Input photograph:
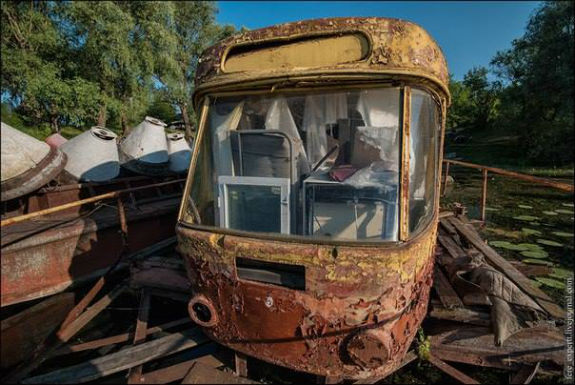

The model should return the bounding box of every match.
[178,16,448,381]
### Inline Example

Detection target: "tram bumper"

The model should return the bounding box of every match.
[176,224,436,380]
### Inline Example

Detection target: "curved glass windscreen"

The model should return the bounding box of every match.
[184,87,402,241]
[409,88,441,235]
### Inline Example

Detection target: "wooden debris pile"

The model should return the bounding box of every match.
[426,212,566,383]
[1,211,568,384]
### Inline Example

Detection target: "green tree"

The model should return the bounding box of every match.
[62,1,178,132]
[491,0,574,165]
[461,67,499,130]
[146,97,178,124]
[447,75,472,130]
[156,1,238,137]
[446,68,499,132]
[1,1,100,132]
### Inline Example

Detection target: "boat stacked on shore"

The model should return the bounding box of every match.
[0,117,193,311]
[1,117,193,201]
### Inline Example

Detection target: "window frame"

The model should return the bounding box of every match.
[178,83,444,246]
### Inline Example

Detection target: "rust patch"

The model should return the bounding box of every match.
[193,17,449,106]
[176,222,437,379]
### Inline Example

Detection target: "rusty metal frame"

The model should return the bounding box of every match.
[177,81,447,246]
[177,97,210,223]
[219,29,376,74]
[399,86,411,241]
[1,178,185,228]
[441,159,574,223]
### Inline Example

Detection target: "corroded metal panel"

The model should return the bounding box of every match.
[176,221,437,379]
[193,17,449,105]
[1,199,180,307]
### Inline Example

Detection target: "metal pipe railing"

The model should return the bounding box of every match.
[1,178,185,228]
[441,159,574,222]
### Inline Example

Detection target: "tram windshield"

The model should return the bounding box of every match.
[185,86,440,241]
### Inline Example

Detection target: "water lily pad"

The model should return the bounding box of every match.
[489,240,514,249]
[535,277,566,290]
[522,259,554,266]
[517,243,544,251]
[549,267,573,280]
[542,211,558,216]
[561,203,574,208]
[518,204,533,209]
[513,215,541,222]
[521,228,542,236]
[536,239,564,247]
[520,250,549,259]
[489,241,530,251]
[555,209,575,215]
[484,228,522,239]
[551,231,573,238]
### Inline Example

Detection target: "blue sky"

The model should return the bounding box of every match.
[216,1,541,80]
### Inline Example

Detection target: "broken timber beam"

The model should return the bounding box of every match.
[139,344,225,384]
[510,362,540,384]
[428,305,490,326]
[433,265,464,309]
[181,361,258,384]
[235,352,248,378]
[447,217,565,319]
[57,284,128,342]
[52,318,192,356]
[429,325,565,369]
[22,328,208,384]
[127,289,151,384]
[427,354,480,384]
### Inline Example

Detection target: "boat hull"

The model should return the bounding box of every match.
[1,195,180,307]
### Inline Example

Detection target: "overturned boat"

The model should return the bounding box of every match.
[167,132,192,174]
[119,116,170,176]
[1,122,67,202]
[60,126,120,182]
[1,121,184,308]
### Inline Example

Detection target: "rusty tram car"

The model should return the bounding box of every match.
[177,17,450,381]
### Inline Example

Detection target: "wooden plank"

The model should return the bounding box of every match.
[428,354,480,384]
[430,325,565,368]
[4,284,128,384]
[181,361,257,384]
[510,362,540,384]
[437,234,466,260]
[127,289,151,384]
[60,278,105,331]
[23,328,208,384]
[447,216,565,319]
[140,345,225,384]
[433,266,464,309]
[440,219,458,237]
[57,284,128,342]
[235,352,248,378]
[509,261,552,278]
[354,350,417,384]
[1,293,75,369]
[439,211,454,219]
[52,318,192,356]
[429,305,490,326]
